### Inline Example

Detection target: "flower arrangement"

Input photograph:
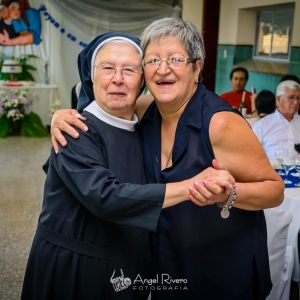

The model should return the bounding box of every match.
[0,89,49,138]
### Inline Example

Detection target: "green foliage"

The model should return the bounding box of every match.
[20,112,49,137]
[0,117,10,138]
[0,113,49,138]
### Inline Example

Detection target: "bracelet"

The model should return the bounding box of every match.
[217,186,237,219]
[251,110,257,115]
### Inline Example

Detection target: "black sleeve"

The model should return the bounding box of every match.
[51,125,165,232]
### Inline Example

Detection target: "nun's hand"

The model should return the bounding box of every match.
[51,109,87,153]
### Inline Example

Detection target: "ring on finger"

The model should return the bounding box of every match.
[207,199,211,204]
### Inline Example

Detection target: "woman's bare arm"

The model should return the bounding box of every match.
[208,111,284,210]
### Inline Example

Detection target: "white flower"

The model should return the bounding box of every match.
[4,101,12,108]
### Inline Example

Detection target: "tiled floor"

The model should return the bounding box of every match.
[0,137,52,300]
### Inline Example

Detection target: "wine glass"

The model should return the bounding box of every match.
[295,143,300,155]
[294,156,300,187]
[281,157,294,184]
[275,149,287,176]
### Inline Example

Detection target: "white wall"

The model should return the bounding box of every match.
[219,0,300,46]
[182,0,203,29]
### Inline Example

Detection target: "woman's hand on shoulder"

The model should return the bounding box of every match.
[51,109,87,153]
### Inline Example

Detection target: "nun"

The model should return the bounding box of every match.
[20,32,165,300]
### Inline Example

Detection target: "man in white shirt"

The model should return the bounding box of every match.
[252,80,300,160]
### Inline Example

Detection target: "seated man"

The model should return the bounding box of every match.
[252,80,300,160]
[220,67,252,114]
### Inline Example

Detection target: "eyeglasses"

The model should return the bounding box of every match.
[283,95,300,102]
[142,56,197,70]
[94,64,143,80]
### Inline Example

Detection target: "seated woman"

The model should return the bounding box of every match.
[252,90,276,118]
[249,90,276,127]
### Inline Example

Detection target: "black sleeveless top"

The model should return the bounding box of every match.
[139,83,272,300]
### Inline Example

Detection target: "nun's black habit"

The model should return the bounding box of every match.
[21,33,165,300]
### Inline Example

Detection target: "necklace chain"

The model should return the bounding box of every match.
[163,84,197,170]
[165,146,173,169]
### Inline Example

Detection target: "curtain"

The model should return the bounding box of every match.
[47,0,181,37]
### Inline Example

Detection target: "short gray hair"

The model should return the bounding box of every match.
[276,80,300,97]
[140,17,205,80]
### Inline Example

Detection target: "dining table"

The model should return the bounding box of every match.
[277,170,300,285]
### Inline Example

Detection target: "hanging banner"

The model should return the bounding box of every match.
[38,4,87,48]
[0,0,41,46]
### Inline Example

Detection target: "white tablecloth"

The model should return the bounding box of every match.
[278,188,300,282]
[245,116,259,127]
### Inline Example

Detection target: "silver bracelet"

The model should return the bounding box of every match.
[217,187,237,219]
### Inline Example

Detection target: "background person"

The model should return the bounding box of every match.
[253,80,300,160]
[281,74,300,84]
[250,90,276,119]
[280,74,300,115]
[71,81,81,109]
[50,18,284,300]
[21,32,233,300]
[220,67,252,114]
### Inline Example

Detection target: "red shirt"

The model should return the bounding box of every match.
[220,90,252,114]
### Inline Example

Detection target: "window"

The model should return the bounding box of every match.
[255,6,294,60]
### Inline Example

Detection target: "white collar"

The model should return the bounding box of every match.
[276,108,299,121]
[84,100,138,132]
[3,20,12,25]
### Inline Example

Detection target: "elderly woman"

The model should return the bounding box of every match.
[21,32,233,300]
[51,19,284,300]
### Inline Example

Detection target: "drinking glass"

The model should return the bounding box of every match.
[281,157,294,184]
[275,149,287,176]
[295,143,300,154]
[294,156,300,187]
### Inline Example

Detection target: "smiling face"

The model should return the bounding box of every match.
[8,3,21,20]
[143,36,202,110]
[92,42,143,120]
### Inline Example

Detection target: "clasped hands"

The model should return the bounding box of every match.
[187,159,235,207]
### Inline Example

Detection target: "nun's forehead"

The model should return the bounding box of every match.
[94,40,141,61]
[90,37,143,82]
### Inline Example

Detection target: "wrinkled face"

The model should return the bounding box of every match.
[143,36,201,107]
[9,4,21,20]
[230,71,247,92]
[93,42,143,120]
[277,87,300,116]
[0,6,9,19]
